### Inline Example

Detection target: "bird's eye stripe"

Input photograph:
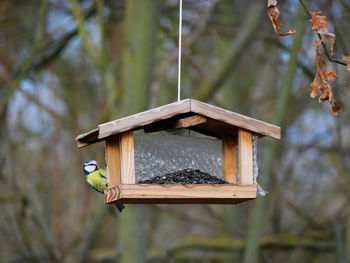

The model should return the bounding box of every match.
[84,165,97,173]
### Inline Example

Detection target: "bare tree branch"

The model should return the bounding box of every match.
[32,5,96,71]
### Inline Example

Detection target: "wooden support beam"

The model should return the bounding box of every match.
[144,115,207,133]
[120,131,135,184]
[105,135,121,187]
[238,129,253,185]
[222,135,237,184]
[104,184,257,204]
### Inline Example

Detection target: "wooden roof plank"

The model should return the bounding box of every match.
[75,128,100,148]
[190,100,281,139]
[98,99,191,139]
[76,99,281,148]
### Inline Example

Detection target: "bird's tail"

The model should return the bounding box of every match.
[114,204,125,213]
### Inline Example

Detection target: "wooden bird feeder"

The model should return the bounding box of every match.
[76,99,280,204]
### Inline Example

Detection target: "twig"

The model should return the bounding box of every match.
[298,0,310,14]
[318,32,347,66]
[298,0,347,67]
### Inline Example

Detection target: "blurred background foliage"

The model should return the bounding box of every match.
[1,0,350,262]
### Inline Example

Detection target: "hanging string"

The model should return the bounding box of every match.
[177,0,183,102]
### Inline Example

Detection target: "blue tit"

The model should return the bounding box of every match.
[83,160,125,213]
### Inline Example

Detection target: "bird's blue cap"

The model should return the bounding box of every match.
[84,160,98,166]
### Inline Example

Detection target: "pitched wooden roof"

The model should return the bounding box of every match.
[76,99,280,148]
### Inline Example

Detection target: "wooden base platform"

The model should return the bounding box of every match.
[104,184,257,204]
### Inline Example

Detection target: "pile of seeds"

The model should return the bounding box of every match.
[138,168,228,184]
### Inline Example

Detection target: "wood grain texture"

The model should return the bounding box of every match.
[77,99,281,148]
[76,128,100,148]
[120,131,135,184]
[98,99,191,139]
[238,129,253,185]
[105,135,121,187]
[144,115,207,133]
[190,99,281,140]
[222,135,237,183]
[179,115,207,127]
[104,184,257,204]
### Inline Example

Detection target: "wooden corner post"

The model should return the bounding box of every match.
[105,131,136,189]
[238,129,253,185]
[222,135,237,184]
[119,131,136,184]
[105,135,121,188]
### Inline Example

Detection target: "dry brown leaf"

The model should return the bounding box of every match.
[309,11,327,31]
[342,55,350,72]
[328,37,335,56]
[312,40,323,47]
[324,70,338,81]
[309,11,336,56]
[332,103,340,116]
[319,27,336,56]
[267,0,296,36]
[310,46,339,115]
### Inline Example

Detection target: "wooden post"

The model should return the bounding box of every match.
[222,135,237,184]
[238,129,253,185]
[106,135,121,187]
[120,131,136,184]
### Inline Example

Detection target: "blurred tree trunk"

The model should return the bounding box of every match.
[122,0,160,113]
[118,1,160,263]
[243,3,307,263]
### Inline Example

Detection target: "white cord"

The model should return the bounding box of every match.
[177,0,182,102]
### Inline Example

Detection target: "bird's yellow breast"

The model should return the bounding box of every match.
[86,169,108,193]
